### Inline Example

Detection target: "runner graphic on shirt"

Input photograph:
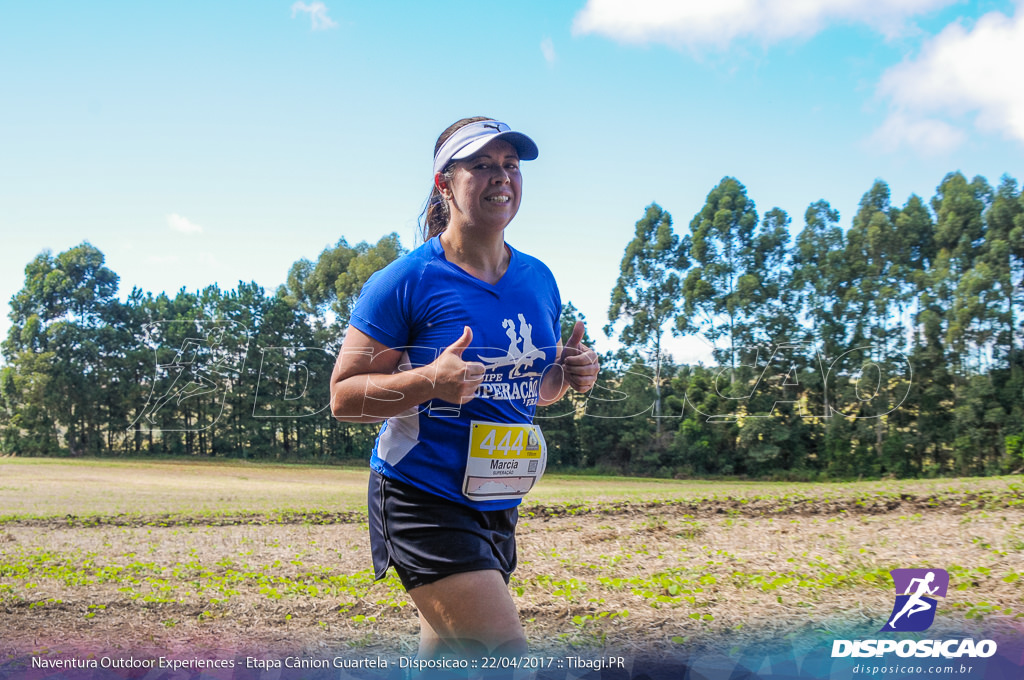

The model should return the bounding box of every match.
[479,314,545,378]
[502,319,519,358]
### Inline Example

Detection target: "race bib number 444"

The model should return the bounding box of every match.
[463,421,547,502]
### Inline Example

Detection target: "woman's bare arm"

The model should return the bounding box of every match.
[330,326,484,423]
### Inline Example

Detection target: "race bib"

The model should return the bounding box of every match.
[463,421,547,502]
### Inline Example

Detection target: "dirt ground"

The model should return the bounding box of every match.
[2,498,1022,664]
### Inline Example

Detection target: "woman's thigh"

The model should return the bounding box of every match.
[408,569,527,657]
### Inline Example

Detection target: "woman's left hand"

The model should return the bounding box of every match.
[558,320,599,392]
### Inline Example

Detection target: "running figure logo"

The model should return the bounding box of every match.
[880,568,949,632]
[477,314,545,378]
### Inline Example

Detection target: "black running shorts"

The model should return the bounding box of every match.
[367,469,518,591]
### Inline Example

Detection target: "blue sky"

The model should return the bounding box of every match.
[1,0,1022,363]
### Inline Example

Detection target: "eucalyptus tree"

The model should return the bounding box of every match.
[844,180,909,361]
[749,207,802,348]
[886,194,937,475]
[931,172,992,375]
[842,183,949,473]
[606,203,688,427]
[789,200,846,467]
[982,177,1024,471]
[792,199,847,388]
[680,180,820,473]
[679,177,758,377]
[740,207,813,473]
[947,175,1024,471]
[981,176,1024,359]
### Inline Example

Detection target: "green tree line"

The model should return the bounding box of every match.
[2,171,1022,478]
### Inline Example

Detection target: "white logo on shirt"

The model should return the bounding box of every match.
[478,313,545,379]
[474,313,545,406]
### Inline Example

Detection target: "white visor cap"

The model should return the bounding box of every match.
[432,120,539,176]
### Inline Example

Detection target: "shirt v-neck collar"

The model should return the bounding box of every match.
[431,236,516,295]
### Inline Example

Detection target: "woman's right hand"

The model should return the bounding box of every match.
[428,326,484,405]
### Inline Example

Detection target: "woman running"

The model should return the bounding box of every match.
[330,117,599,661]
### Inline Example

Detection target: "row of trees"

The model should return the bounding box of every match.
[2,171,1022,478]
[583,172,1023,477]
[0,236,402,461]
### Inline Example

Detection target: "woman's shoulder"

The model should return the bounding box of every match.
[363,239,440,289]
[507,243,557,282]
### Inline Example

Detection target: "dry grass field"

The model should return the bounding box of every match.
[1,458,1023,665]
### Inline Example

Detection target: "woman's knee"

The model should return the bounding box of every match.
[409,570,525,654]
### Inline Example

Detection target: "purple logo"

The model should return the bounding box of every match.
[881,568,949,632]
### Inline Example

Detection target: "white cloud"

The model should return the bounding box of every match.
[571,0,954,48]
[167,213,203,234]
[874,6,1024,152]
[869,112,965,155]
[291,1,338,31]
[541,37,557,66]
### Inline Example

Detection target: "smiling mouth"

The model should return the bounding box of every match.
[485,195,511,204]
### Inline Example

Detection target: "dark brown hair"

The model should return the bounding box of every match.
[419,116,493,242]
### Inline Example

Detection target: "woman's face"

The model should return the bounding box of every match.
[442,138,522,233]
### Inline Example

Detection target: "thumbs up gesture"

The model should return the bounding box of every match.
[558,320,599,393]
[431,326,485,404]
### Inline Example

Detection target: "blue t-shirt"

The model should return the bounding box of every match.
[349,236,562,510]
